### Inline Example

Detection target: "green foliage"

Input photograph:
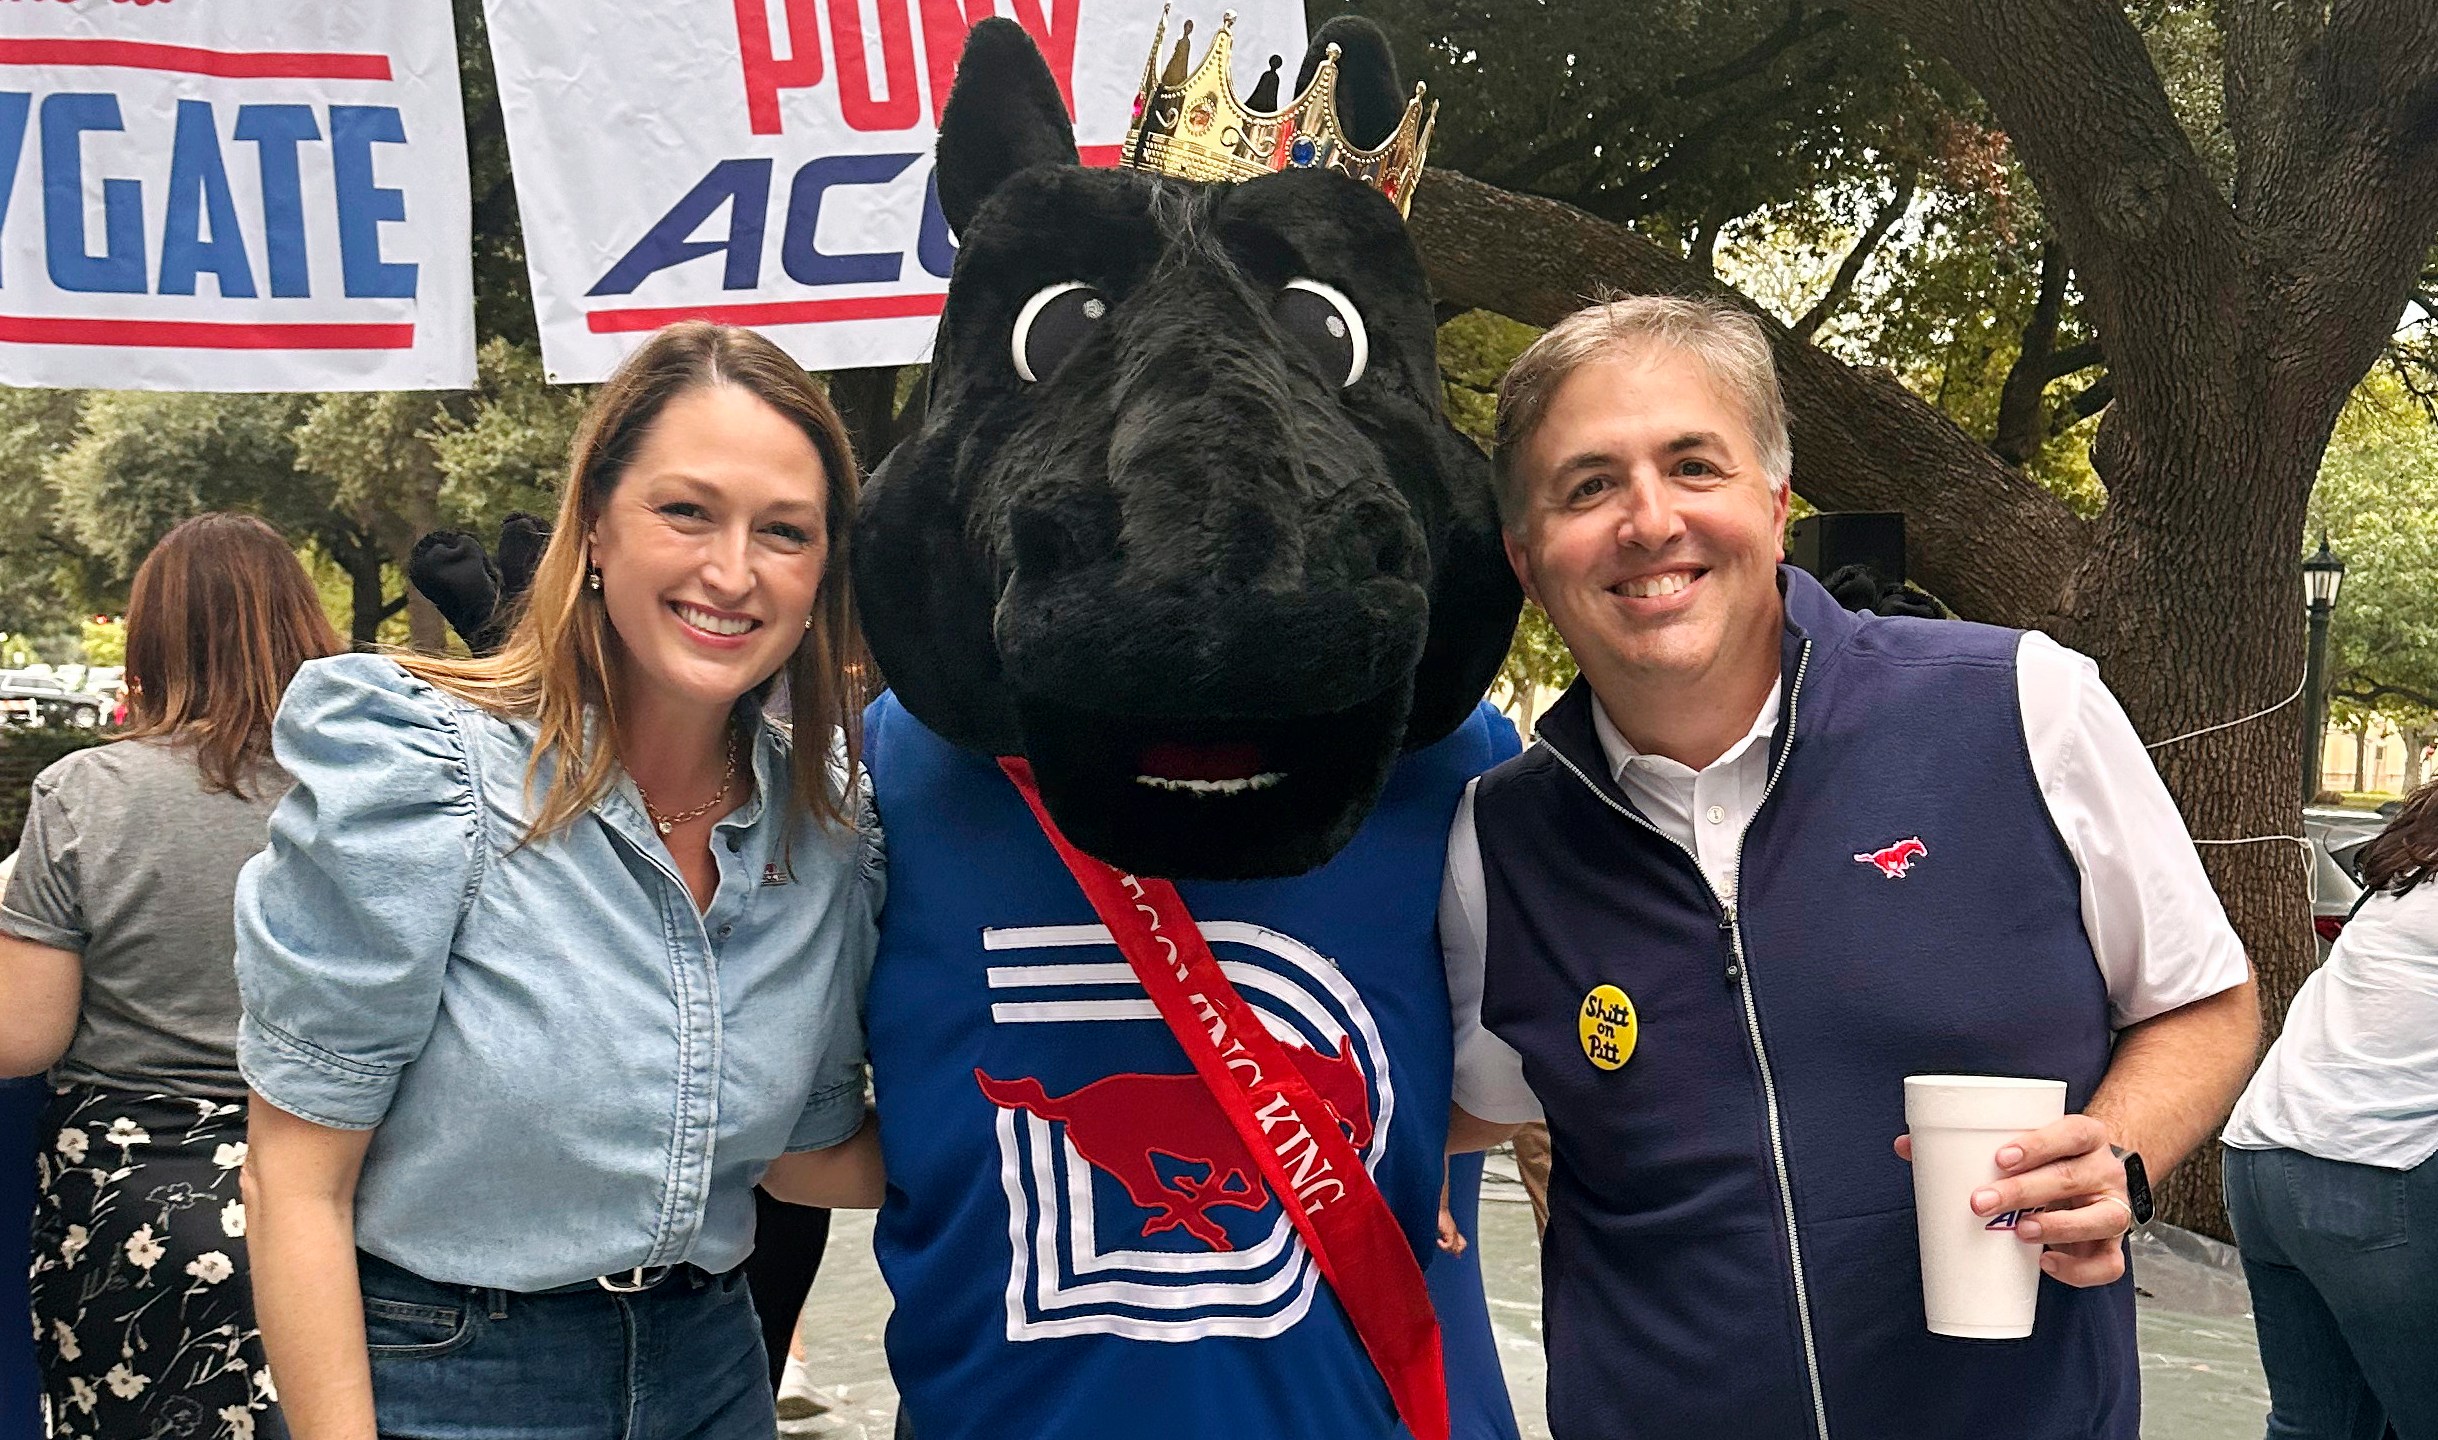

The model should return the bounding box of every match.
[1435,311,1565,701]
[79,617,125,667]
[1499,603,1579,706]
[1438,309,1540,451]
[1364,0,2246,522]
[0,388,99,634]
[45,392,319,580]
[296,541,415,650]
[2309,380,2438,726]
[0,727,111,859]
[1358,0,1958,246]
[427,339,585,532]
[454,0,537,350]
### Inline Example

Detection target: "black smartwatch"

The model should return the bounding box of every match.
[2110,1145,2155,1228]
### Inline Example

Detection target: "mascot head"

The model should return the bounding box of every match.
[854,13,1519,880]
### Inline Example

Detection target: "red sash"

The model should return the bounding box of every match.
[1000,758,1449,1440]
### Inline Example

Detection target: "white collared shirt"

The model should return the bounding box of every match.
[1591,678,1780,905]
[1445,630,2252,1124]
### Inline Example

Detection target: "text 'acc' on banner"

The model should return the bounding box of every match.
[485,0,1305,384]
[0,1,476,392]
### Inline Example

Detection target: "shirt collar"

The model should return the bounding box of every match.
[1590,677,1783,786]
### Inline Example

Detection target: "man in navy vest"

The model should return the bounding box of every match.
[1441,296,2260,1440]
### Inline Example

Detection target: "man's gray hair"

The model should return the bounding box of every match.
[1492,294,1793,528]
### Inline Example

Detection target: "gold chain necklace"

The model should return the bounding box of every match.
[635,729,740,836]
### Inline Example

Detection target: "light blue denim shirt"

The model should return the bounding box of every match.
[235,652,879,1292]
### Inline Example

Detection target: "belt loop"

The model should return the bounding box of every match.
[486,1287,508,1321]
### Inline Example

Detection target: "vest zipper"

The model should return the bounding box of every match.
[1541,638,1831,1440]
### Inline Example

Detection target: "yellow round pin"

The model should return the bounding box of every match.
[1579,984,1638,1071]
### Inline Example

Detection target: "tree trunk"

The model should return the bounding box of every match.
[337,542,390,649]
[827,366,903,478]
[2042,427,2319,1240]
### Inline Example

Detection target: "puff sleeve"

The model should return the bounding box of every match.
[784,758,880,1153]
[234,654,487,1130]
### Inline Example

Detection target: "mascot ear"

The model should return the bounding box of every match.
[937,18,1078,235]
[1295,17,1406,147]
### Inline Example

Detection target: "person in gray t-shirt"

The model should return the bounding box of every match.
[4,738,289,1097]
[0,512,341,1439]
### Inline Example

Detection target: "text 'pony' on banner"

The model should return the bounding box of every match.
[0,1,476,392]
[485,0,1304,384]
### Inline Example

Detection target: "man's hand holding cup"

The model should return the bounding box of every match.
[1896,1107,2135,1288]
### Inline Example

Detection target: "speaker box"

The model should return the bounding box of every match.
[1789,512,1906,586]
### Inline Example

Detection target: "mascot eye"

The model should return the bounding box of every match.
[1275,278,1368,388]
[1011,281,1108,384]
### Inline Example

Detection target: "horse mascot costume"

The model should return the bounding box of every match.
[408,13,1525,1437]
[855,13,1521,1439]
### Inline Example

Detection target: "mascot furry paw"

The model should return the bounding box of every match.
[857,14,1522,1440]
[405,513,551,654]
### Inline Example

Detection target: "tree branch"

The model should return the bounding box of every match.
[1496,2,1844,191]
[1793,168,1918,341]
[1993,237,2071,465]
[1407,167,2089,629]
[2044,340,2104,379]
[377,592,411,622]
[1840,0,2250,511]
[2049,374,2116,434]
[2334,678,2438,713]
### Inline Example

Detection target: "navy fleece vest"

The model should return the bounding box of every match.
[1473,567,2136,1440]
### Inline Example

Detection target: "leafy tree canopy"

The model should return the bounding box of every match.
[2312,378,2438,726]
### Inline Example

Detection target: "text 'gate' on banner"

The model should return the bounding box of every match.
[486,0,1304,383]
[0,2,476,392]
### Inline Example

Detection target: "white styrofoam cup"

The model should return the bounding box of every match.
[1903,1074,2068,1339]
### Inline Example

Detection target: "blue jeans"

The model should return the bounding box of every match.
[2224,1145,2438,1440]
[358,1252,775,1440]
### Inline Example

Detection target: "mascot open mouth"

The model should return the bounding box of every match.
[1134,743,1284,795]
[1012,686,1411,878]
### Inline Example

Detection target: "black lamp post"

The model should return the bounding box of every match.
[2301,534,2346,802]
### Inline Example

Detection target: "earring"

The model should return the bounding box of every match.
[586,568,602,592]
[804,615,814,631]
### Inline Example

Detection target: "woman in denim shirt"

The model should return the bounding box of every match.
[236,323,884,1440]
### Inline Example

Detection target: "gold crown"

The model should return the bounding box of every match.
[1120,7,1436,218]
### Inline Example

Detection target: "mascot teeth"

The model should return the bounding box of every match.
[1132,772,1286,795]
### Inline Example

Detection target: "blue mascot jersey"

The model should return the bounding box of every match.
[864,693,1517,1440]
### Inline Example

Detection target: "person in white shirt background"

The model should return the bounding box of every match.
[1439,294,2260,1439]
[2224,779,2438,1440]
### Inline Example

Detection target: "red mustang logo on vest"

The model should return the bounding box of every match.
[976,1040,1375,1251]
[1854,835,1929,878]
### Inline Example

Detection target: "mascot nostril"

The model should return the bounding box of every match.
[856,14,1520,882]
[858,14,1523,1440]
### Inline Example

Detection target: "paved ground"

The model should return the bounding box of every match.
[781,1154,2270,1439]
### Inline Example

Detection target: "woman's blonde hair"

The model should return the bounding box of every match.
[119,512,345,797]
[399,322,865,840]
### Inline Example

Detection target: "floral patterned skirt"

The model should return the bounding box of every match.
[28,1085,284,1440]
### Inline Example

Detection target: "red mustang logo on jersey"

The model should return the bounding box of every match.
[1854,836,1929,878]
[976,1040,1373,1252]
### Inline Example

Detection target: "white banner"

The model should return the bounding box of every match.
[0,2,475,392]
[486,0,1304,384]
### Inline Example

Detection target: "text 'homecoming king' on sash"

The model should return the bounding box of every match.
[1001,757,1450,1440]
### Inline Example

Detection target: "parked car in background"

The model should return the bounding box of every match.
[2304,806,2388,879]
[2307,831,2362,961]
[0,670,108,729]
